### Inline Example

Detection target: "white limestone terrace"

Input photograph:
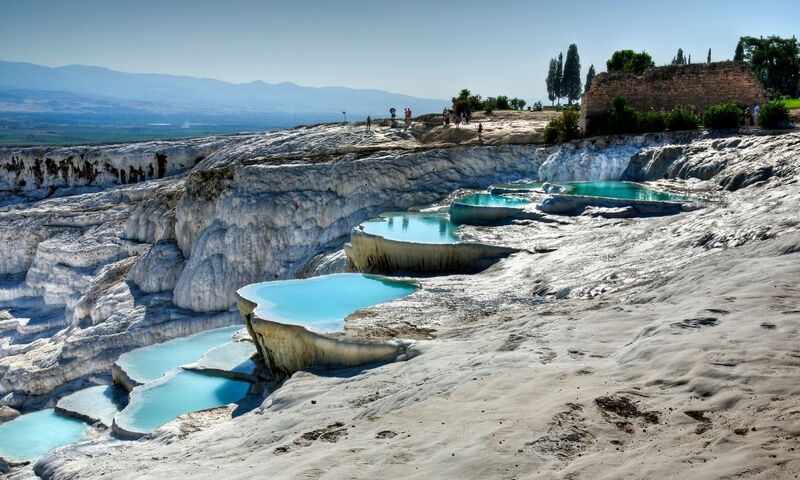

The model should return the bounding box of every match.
[0,115,798,477]
[0,114,562,411]
[25,129,800,480]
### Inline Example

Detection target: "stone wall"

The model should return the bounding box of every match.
[581,62,768,133]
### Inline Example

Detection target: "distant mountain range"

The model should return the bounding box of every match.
[0,60,446,118]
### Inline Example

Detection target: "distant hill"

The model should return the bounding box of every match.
[0,60,447,145]
[0,60,445,117]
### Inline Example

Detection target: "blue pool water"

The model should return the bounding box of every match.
[115,326,243,384]
[0,409,88,462]
[237,273,419,333]
[561,182,695,202]
[454,194,531,207]
[359,212,460,244]
[56,385,127,427]
[114,370,251,435]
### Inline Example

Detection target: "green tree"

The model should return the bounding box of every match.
[555,52,564,105]
[509,98,526,110]
[483,97,497,113]
[707,48,711,63]
[737,35,800,98]
[606,50,655,75]
[468,94,483,111]
[585,64,596,93]
[495,95,511,110]
[546,58,558,106]
[451,88,471,115]
[672,48,686,65]
[563,44,582,104]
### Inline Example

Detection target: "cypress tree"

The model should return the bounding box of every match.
[585,64,596,93]
[546,58,558,106]
[672,48,686,65]
[707,48,711,63]
[555,52,563,105]
[563,44,582,104]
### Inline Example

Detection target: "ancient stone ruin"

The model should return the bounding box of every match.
[580,61,768,133]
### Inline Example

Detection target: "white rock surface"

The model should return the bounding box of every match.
[127,241,185,293]
[1,119,799,479]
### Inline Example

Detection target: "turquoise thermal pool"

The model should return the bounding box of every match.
[560,181,695,202]
[0,409,88,462]
[115,326,243,384]
[454,193,531,208]
[237,273,419,333]
[358,212,460,244]
[114,370,251,435]
[56,385,127,427]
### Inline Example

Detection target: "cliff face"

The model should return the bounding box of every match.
[1,120,798,412]
[0,137,229,205]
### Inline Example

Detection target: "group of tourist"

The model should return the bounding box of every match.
[364,107,484,140]
[366,108,413,131]
[442,108,472,128]
[743,104,760,127]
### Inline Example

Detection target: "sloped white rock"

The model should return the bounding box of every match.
[127,241,185,293]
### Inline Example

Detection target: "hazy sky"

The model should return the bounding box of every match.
[1,0,798,103]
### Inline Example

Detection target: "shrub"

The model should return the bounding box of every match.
[757,101,791,128]
[666,105,700,131]
[561,110,580,141]
[532,101,543,111]
[703,103,742,129]
[637,111,666,132]
[543,116,562,143]
[543,110,580,143]
[587,95,670,135]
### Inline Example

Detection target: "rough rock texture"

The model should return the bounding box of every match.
[127,241,185,293]
[622,133,798,191]
[0,405,20,423]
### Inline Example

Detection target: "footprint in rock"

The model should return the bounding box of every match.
[293,422,348,447]
[567,349,585,359]
[595,395,660,432]
[526,403,594,460]
[375,430,398,439]
[536,347,557,364]
[672,317,719,329]
[272,445,291,455]
[684,410,711,423]
[497,333,530,352]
